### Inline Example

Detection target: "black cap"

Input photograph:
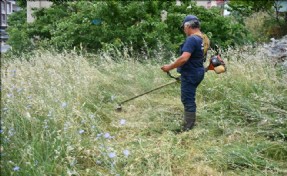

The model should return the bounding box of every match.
[181,15,199,28]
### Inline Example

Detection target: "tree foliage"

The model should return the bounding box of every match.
[228,0,275,24]
[228,0,287,40]
[6,9,33,55]
[15,0,73,8]
[7,1,249,56]
[228,0,274,15]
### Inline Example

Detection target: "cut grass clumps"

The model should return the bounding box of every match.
[1,45,287,175]
[200,46,287,141]
[205,142,286,173]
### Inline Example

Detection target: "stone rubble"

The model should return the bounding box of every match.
[263,35,287,70]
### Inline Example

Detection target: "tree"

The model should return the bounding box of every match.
[228,0,287,39]
[228,0,274,14]
[7,1,250,56]
[6,9,33,55]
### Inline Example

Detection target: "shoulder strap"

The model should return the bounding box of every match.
[191,32,210,58]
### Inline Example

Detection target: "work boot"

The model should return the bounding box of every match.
[183,111,196,131]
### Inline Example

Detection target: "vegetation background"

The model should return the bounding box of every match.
[1,0,287,175]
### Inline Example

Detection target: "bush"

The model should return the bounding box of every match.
[6,9,34,56]
[7,1,250,57]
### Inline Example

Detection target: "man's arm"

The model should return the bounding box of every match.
[161,52,191,72]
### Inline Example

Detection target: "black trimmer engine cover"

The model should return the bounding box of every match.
[211,56,222,67]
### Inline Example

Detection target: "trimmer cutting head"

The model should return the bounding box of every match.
[115,104,122,112]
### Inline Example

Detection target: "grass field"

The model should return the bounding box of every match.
[1,45,287,175]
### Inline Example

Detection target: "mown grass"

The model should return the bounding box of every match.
[1,45,286,176]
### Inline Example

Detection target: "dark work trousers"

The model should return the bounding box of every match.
[180,68,205,112]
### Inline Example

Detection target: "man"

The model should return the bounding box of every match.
[161,15,205,131]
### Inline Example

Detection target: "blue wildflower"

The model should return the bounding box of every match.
[47,111,52,117]
[11,70,16,77]
[64,122,70,131]
[13,166,20,171]
[108,152,116,158]
[7,93,13,98]
[104,132,111,139]
[61,102,67,108]
[111,95,116,101]
[79,129,85,134]
[11,85,16,90]
[123,149,130,157]
[8,128,15,137]
[120,119,126,125]
[17,88,23,93]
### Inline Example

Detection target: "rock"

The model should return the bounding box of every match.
[261,35,287,72]
[264,35,287,62]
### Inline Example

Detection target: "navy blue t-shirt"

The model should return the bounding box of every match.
[177,35,204,75]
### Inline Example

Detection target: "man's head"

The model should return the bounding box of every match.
[181,15,200,29]
[181,15,201,36]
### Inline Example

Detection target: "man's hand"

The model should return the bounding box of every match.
[161,64,173,72]
[161,52,190,72]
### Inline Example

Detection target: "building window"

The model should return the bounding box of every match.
[1,14,6,24]
[1,2,5,12]
[7,3,11,13]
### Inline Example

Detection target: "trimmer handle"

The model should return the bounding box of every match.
[167,71,180,81]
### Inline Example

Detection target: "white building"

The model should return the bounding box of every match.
[1,0,20,29]
[194,0,218,9]
[194,0,228,15]
[27,1,53,23]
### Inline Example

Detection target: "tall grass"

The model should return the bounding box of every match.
[244,11,270,42]
[1,45,286,175]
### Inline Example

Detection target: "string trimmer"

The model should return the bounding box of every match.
[116,72,180,112]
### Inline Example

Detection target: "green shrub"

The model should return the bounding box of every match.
[7,1,250,57]
[6,9,34,56]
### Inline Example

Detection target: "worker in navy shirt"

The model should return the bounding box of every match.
[161,15,205,131]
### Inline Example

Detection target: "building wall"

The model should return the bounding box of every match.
[1,0,20,29]
[195,0,217,9]
[278,0,287,12]
[27,1,53,23]
[1,1,7,28]
[194,0,229,15]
